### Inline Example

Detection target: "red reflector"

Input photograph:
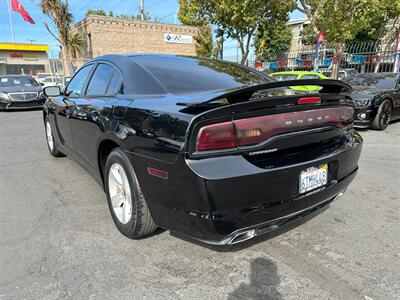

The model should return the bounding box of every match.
[147,167,168,179]
[196,121,235,151]
[297,97,321,104]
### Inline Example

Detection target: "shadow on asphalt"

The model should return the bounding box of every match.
[227,257,282,300]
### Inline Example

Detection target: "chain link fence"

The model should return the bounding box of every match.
[247,41,400,78]
[0,57,90,78]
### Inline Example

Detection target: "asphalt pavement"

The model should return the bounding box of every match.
[0,110,399,299]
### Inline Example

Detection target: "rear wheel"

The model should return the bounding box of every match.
[105,148,157,239]
[45,118,64,157]
[372,100,392,130]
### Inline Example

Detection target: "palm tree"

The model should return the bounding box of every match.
[68,32,85,59]
[40,0,83,75]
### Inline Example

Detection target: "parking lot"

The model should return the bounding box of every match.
[0,110,399,299]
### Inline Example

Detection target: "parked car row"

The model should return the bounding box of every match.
[2,68,399,131]
[33,73,72,87]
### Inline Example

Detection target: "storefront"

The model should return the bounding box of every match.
[0,42,50,76]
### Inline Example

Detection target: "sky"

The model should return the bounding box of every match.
[0,0,305,59]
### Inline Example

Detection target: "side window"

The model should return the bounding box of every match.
[65,65,92,98]
[86,63,115,95]
[107,72,122,94]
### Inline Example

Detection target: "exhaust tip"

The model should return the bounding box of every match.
[229,229,256,245]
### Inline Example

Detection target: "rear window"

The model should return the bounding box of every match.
[133,56,269,95]
[301,74,321,80]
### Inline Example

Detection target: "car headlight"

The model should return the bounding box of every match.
[354,99,371,107]
[0,92,10,100]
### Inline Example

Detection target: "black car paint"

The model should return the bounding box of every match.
[44,55,362,245]
[0,76,46,110]
[345,73,400,128]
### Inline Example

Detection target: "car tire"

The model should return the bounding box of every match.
[105,148,157,239]
[372,99,392,130]
[45,118,64,157]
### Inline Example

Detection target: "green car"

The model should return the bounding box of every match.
[269,71,328,92]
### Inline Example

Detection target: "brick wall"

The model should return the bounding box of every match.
[71,15,199,59]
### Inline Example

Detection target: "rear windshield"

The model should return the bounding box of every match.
[270,74,299,81]
[133,56,270,94]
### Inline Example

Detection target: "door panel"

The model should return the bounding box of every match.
[69,63,121,169]
[55,64,93,153]
[70,97,114,169]
[53,96,75,151]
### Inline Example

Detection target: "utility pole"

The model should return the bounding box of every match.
[140,0,145,21]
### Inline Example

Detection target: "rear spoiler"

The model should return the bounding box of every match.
[176,79,352,108]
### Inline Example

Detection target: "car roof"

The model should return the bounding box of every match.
[270,71,324,76]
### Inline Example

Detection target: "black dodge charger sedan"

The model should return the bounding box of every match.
[344,73,400,130]
[43,54,362,245]
[0,75,46,110]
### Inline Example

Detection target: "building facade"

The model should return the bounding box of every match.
[287,18,311,53]
[0,43,50,75]
[70,15,199,60]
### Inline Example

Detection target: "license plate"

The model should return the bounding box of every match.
[299,163,328,194]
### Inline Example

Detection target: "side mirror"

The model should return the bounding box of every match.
[43,86,61,97]
[40,82,45,86]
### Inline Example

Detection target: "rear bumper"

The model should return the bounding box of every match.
[132,129,362,245]
[0,98,46,110]
[195,190,347,245]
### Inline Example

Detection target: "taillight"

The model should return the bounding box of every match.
[297,97,321,104]
[195,107,353,152]
[196,121,235,151]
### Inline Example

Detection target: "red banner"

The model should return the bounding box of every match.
[11,0,35,24]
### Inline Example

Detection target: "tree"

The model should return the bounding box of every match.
[85,9,106,17]
[85,9,151,21]
[41,0,84,76]
[254,19,293,61]
[178,0,294,64]
[178,0,213,58]
[296,0,400,76]
[68,32,85,59]
[194,25,213,58]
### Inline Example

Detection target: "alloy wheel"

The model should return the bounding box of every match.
[46,121,54,151]
[379,102,391,128]
[108,163,132,224]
